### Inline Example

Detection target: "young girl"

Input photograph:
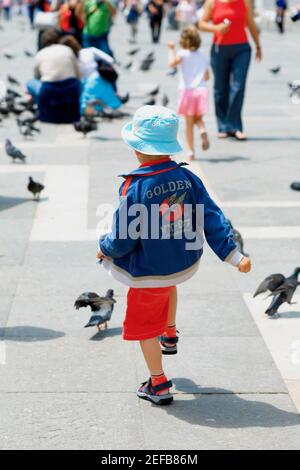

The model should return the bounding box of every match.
[168,25,210,160]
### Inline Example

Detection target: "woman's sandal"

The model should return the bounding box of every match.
[230,131,247,141]
[200,130,210,151]
[217,132,229,139]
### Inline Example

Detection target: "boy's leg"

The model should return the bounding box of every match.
[140,337,164,377]
[185,115,195,160]
[160,287,179,354]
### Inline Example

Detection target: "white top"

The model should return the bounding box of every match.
[34,44,81,82]
[178,48,209,90]
[79,47,114,80]
[176,0,197,24]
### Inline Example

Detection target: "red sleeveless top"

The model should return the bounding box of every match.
[212,0,248,45]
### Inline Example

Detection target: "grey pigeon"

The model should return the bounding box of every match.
[270,66,281,74]
[144,98,156,106]
[228,220,248,257]
[4,53,14,60]
[124,61,133,70]
[5,138,27,162]
[17,118,40,137]
[167,68,177,77]
[254,268,300,317]
[7,75,21,87]
[27,176,44,200]
[24,49,34,58]
[291,182,300,191]
[127,47,140,56]
[74,289,116,330]
[140,59,154,72]
[147,86,159,97]
[162,93,169,107]
[74,116,98,137]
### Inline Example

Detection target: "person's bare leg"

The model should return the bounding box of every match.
[185,115,195,160]
[140,337,164,376]
[195,116,210,151]
[167,286,177,329]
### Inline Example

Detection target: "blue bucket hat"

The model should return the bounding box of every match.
[122,105,183,155]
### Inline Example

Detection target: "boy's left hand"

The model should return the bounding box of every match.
[96,249,106,261]
[238,257,252,273]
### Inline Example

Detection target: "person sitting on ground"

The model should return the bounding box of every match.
[59,34,122,116]
[27,28,82,123]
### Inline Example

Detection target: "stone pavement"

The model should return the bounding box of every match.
[0,13,300,450]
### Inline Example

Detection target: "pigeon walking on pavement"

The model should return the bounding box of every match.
[162,93,169,107]
[74,290,116,330]
[253,268,300,317]
[27,177,45,200]
[74,116,98,137]
[269,66,281,75]
[228,220,248,257]
[5,138,27,162]
[7,74,21,87]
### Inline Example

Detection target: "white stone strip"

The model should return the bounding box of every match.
[0,342,6,365]
[222,201,300,208]
[236,226,300,239]
[0,165,98,241]
[244,293,300,412]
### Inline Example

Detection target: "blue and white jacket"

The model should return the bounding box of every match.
[99,159,243,287]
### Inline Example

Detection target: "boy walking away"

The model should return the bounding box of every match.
[97,106,251,406]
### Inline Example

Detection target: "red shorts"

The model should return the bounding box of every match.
[123,287,175,341]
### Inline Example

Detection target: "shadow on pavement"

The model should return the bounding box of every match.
[161,378,300,428]
[248,137,300,142]
[0,326,65,342]
[0,195,30,212]
[89,326,122,341]
[201,156,250,163]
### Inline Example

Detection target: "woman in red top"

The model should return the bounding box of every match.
[199,0,261,140]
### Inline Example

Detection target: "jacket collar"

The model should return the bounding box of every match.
[119,159,188,178]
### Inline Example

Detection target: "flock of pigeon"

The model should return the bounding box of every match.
[1,47,299,331]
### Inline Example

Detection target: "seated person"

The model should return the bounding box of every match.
[27,28,82,123]
[59,35,122,115]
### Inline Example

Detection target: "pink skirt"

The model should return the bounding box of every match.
[177,87,209,117]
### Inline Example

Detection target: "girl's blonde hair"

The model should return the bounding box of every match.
[180,25,201,51]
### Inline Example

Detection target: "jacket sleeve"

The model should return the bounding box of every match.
[99,184,138,259]
[196,180,242,265]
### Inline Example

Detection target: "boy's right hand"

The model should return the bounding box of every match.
[237,257,252,273]
[168,41,175,50]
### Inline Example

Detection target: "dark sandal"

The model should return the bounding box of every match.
[137,378,173,406]
[159,333,179,355]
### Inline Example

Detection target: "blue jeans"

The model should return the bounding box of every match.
[82,33,113,57]
[211,43,251,133]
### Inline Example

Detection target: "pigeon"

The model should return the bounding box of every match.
[140,59,154,72]
[144,98,156,106]
[74,116,98,137]
[291,182,300,191]
[5,138,27,162]
[7,75,21,87]
[74,290,116,330]
[167,68,177,77]
[24,49,34,58]
[144,52,155,61]
[270,66,281,75]
[124,61,133,70]
[127,47,140,56]
[254,268,300,317]
[17,118,40,137]
[162,93,169,107]
[147,86,159,97]
[228,220,248,256]
[4,52,14,60]
[27,176,44,200]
